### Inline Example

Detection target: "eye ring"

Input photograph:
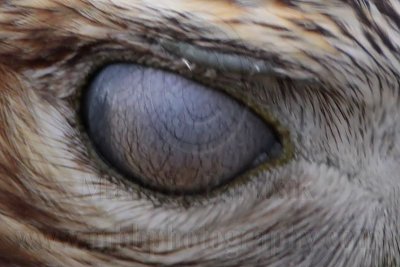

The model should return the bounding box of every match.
[77,59,294,199]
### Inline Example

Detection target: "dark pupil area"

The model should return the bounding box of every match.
[84,63,278,194]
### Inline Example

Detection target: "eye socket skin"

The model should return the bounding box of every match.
[83,63,280,194]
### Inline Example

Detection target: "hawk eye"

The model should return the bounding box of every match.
[83,63,280,194]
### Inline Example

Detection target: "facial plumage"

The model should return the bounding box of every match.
[0,1,399,266]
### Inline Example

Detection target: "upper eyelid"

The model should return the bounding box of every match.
[160,39,276,75]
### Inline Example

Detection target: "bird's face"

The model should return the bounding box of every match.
[0,1,399,266]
